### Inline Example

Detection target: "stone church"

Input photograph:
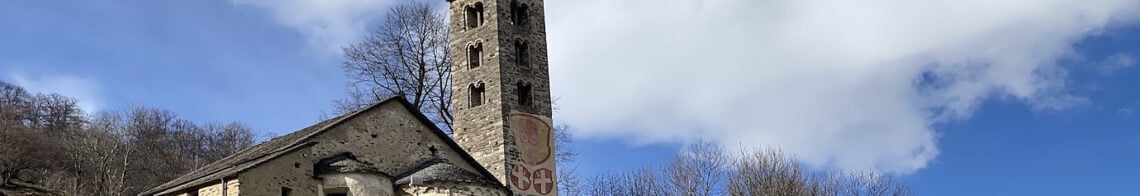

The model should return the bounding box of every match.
[140,0,558,195]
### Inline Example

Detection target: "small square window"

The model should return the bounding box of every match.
[281,187,292,196]
[470,83,486,107]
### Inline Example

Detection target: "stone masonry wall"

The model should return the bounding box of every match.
[450,0,511,185]
[196,180,239,196]
[449,0,556,189]
[318,173,393,196]
[237,102,496,195]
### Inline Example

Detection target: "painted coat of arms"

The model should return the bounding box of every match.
[508,111,557,195]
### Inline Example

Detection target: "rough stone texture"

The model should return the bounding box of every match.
[317,173,392,196]
[315,153,385,175]
[236,144,321,195]
[236,101,495,195]
[195,180,239,196]
[449,0,557,190]
[394,160,494,185]
[398,182,509,196]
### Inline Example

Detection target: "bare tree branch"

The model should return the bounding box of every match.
[336,1,453,133]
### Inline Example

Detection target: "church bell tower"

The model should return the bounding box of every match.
[447,0,557,195]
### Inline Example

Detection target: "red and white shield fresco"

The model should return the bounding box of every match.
[508,111,558,196]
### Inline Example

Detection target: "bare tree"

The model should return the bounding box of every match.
[0,124,52,185]
[726,148,913,196]
[115,106,259,195]
[582,167,666,196]
[556,165,583,196]
[62,112,135,196]
[553,124,580,195]
[25,94,86,193]
[0,81,34,123]
[201,122,256,162]
[554,125,578,164]
[0,81,32,185]
[78,108,256,196]
[28,94,85,133]
[338,1,453,131]
[0,81,74,187]
[573,143,913,196]
[664,141,730,196]
[727,148,816,196]
[835,170,912,196]
[0,81,259,195]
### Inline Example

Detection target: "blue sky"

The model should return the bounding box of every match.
[1,0,343,131]
[3,0,1140,195]
[904,28,1140,195]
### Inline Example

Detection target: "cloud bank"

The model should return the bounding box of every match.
[545,0,1140,173]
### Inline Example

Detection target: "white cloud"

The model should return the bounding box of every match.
[230,0,397,52]
[1121,108,1135,115]
[544,0,1140,173]
[1098,53,1137,75]
[8,72,104,113]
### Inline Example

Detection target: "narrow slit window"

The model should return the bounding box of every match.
[517,82,532,106]
[470,83,485,107]
[515,41,529,67]
[468,43,482,68]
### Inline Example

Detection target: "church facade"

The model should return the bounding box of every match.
[139,0,557,195]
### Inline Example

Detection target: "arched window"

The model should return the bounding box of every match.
[466,2,485,29]
[511,1,528,26]
[470,83,485,107]
[515,41,529,67]
[468,43,482,68]
[517,82,532,106]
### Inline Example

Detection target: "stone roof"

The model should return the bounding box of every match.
[394,159,499,186]
[314,153,385,175]
[139,96,501,196]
